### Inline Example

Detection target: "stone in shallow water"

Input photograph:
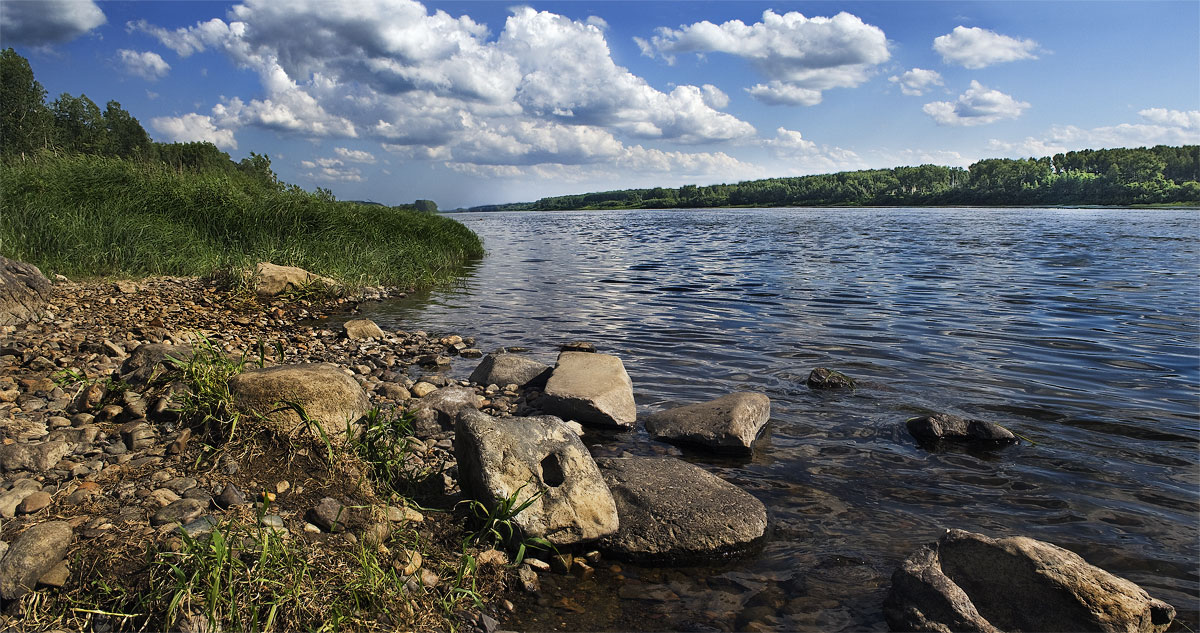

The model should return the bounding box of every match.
[906,413,1016,447]
[643,392,770,454]
[806,367,856,389]
[469,352,551,389]
[597,456,767,563]
[884,529,1176,633]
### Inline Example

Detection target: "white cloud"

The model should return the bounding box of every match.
[923,81,1029,126]
[987,108,1200,155]
[762,127,866,172]
[130,0,755,169]
[933,26,1038,69]
[334,147,377,163]
[150,113,238,149]
[888,68,943,96]
[643,10,889,106]
[0,0,105,45]
[117,49,171,81]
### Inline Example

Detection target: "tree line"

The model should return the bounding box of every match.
[470,148,1198,212]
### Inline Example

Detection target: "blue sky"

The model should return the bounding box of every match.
[3,0,1198,208]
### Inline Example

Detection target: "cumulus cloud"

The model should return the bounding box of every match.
[642,10,889,106]
[150,113,237,149]
[762,127,866,172]
[117,49,171,81]
[987,108,1200,155]
[0,0,105,45]
[888,68,943,96]
[933,26,1038,69]
[923,81,1029,126]
[334,147,377,163]
[129,0,754,170]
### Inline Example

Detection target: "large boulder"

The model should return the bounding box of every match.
[0,256,52,326]
[409,385,484,432]
[643,392,770,453]
[253,262,339,297]
[539,352,636,428]
[907,413,1016,447]
[0,521,73,601]
[454,409,618,546]
[597,456,767,563]
[469,353,552,389]
[883,529,1176,633]
[228,363,370,442]
[120,343,195,387]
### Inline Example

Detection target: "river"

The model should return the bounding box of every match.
[354,207,1199,631]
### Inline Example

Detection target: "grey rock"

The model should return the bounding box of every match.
[409,385,483,431]
[343,318,385,341]
[597,456,767,563]
[163,477,198,494]
[215,482,246,509]
[0,441,71,472]
[468,353,552,389]
[178,516,220,538]
[539,352,636,428]
[0,256,52,327]
[120,343,195,387]
[907,413,1017,446]
[306,497,361,533]
[0,521,72,600]
[229,363,370,443]
[121,390,148,419]
[884,529,1176,633]
[120,421,156,450]
[455,409,618,546]
[152,498,206,526]
[644,392,770,453]
[0,479,44,518]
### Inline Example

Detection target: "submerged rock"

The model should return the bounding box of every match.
[884,529,1176,633]
[228,363,370,442]
[468,353,552,389]
[597,456,767,563]
[455,409,618,546]
[906,413,1016,447]
[539,351,636,428]
[643,392,770,453]
[807,367,857,389]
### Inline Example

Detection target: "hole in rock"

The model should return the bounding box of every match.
[540,453,566,487]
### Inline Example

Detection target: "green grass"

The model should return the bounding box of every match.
[0,152,484,288]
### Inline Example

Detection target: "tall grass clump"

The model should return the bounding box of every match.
[0,152,483,288]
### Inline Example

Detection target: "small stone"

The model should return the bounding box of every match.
[518,565,540,593]
[303,523,321,534]
[37,558,70,588]
[572,558,594,581]
[260,514,284,529]
[215,483,245,509]
[167,428,192,455]
[524,557,551,573]
[0,521,73,600]
[178,516,220,538]
[275,480,290,495]
[307,497,351,532]
[477,549,509,567]
[17,491,52,514]
[806,367,856,389]
[163,477,198,494]
[395,549,423,575]
[419,568,439,588]
[152,498,206,527]
[410,382,437,398]
[148,488,181,507]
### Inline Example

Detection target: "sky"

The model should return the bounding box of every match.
[2,1,1198,209]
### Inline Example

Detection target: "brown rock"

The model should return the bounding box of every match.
[16,491,52,514]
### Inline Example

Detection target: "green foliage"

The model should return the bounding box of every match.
[1,48,53,155]
[351,407,442,496]
[413,199,438,213]
[166,335,247,443]
[460,482,554,566]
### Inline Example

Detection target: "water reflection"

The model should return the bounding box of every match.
[356,208,1199,631]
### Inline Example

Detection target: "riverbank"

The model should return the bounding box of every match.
[0,271,532,631]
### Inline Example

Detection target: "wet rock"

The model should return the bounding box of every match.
[0,440,70,472]
[539,352,636,428]
[455,409,618,545]
[343,318,385,341]
[883,529,1176,633]
[0,256,52,327]
[152,498,206,527]
[120,343,194,387]
[253,262,339,297]
[0,521,73,600]
[409,385,483,431]
[468,353,552,390]
[560,341,595,353]
[807,367,857,389]
[597,456,767,563]
[906,413,1016,447]
[643,392,770,454]
[229,363,370,443]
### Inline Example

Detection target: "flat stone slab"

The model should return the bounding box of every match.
[597,456,767,563]
[229,363,370,442]
[644,392,770,453]
[469,353,551,389]
[884,529,1176,633]
[539,352,636,428]
[455,410,618,546]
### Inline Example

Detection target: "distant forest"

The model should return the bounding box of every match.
[468,145,1199,212]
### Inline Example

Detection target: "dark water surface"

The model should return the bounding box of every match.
[357,208,1199,631]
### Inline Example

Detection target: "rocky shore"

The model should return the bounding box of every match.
[0,257,1180,633]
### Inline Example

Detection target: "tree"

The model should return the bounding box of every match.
[237,152,279,189]
[414,199,438,212]
[103,100,152,158]
[0,48,52,155]
[51,92,107,154]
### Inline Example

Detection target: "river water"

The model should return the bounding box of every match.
[356,207,1199,631]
